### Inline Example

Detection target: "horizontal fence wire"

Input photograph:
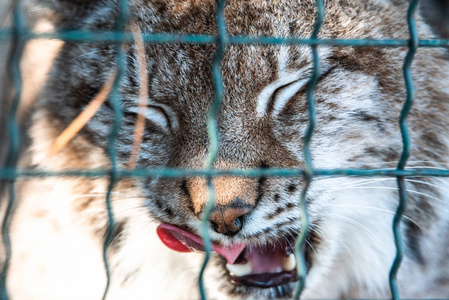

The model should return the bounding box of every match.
[2,168,449,179]
[0,0,448,299]
[0,30,449,47]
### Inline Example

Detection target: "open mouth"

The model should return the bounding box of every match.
[226,242,298,287]
[157,223,311,289]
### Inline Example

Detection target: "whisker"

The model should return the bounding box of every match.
[131,218,160,238]
[334,178,394,189]
[344,160,449,168]
[334,186,447,205]
[108,218,160,250]
[109,197,149,202]
[405,165,449,170]
[284,235,295,250]
[112,205,147,216]
[312,224,358,269]
[71,194,148,201]
[405,178,449,195]
[74,50,112,60]
[305,239,317,256]
[325,203,420,228]
[326,213,381,244]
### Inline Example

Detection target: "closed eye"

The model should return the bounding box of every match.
[125,103,178,134]
[256,66,335,119]
[256,71,309,118]
[268,78,309,118]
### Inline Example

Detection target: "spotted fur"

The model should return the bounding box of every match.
[2,0,449,298]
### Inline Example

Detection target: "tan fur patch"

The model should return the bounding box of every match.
[187,176,258,213]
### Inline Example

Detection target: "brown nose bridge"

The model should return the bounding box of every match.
[187,176,258,214]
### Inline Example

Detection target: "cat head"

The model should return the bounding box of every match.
[35,0,449,297]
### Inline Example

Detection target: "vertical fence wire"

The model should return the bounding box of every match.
[0,1,26,299]
[101,0,130,299]
[293,0,324,299]
[0,0,448,299]
[389,0,419,299]
[198,0,228,298]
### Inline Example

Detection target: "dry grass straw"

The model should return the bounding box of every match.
[127,23,148,169]
[50,23,148,168]
[50,69,117,155]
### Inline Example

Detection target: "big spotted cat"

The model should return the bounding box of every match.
[1,0,449,299]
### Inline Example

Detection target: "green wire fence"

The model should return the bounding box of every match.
[1,1,25,299]
[1,0,448,299]
[100,0,129,298]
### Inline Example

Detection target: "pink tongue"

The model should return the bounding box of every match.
[156,223,245,265]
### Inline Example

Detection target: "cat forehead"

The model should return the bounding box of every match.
[132,0,316,34]
[142,44,315,111]
[123,0,407,117]
[130,0,404,38]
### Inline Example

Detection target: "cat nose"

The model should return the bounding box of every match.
[208,199,253,236]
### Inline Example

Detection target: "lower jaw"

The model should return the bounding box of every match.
[230,270,298,288]
[224,278,297,299]
[221,247,313,297]
[219,230,317,297]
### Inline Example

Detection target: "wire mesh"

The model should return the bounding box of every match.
[0,1,26,298]
[197,0,228,297]
[388,1,419,298]
[293,0,324,298]
[1,0,449,299]
[100,0,130,298]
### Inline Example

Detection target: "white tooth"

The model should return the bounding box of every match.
[226,262,252,277]
[282,253,296,271]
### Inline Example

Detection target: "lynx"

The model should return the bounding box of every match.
[1,0,449,299]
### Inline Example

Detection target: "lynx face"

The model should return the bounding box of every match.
[13,0,449,298]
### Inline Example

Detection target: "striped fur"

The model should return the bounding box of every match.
[2,0,449,298]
